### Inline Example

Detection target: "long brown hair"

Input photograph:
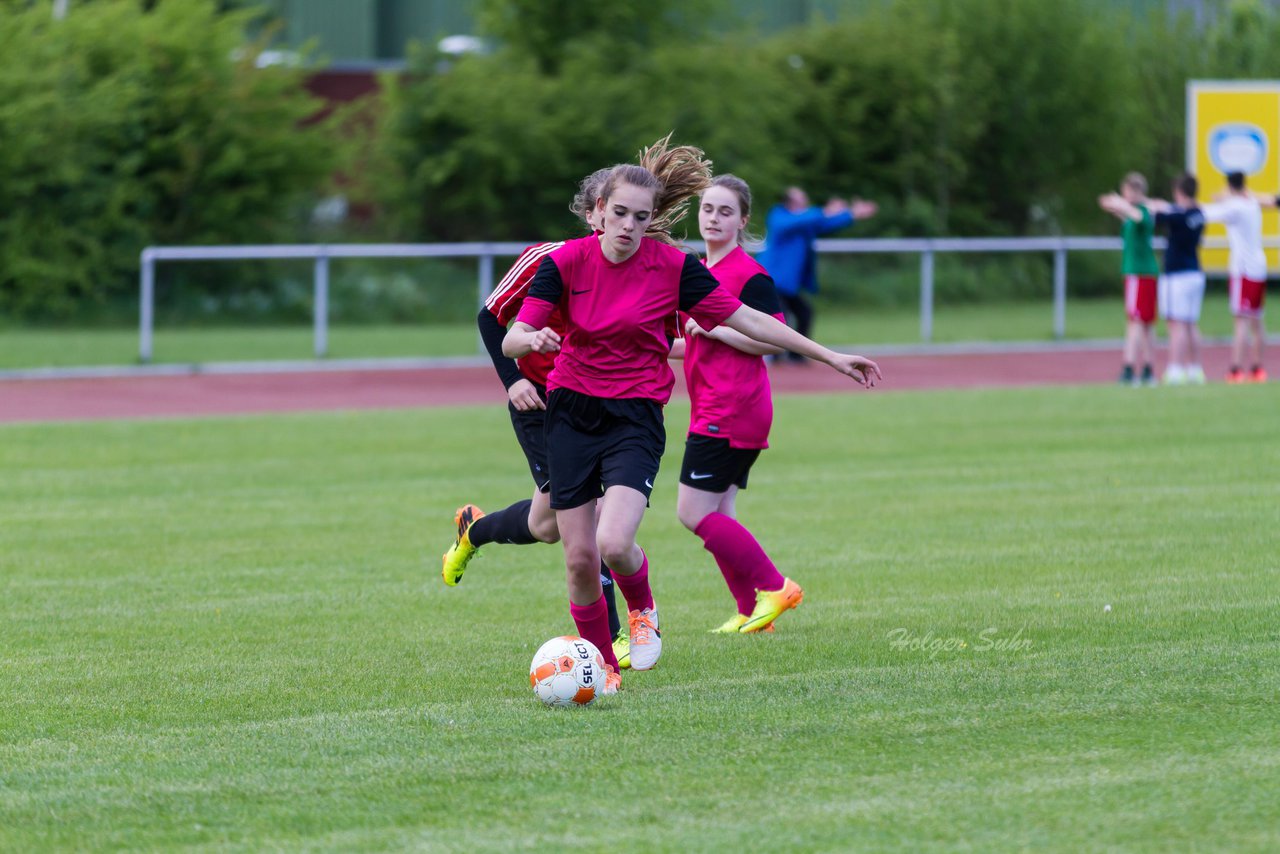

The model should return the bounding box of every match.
[596,133,713,247]
[640,133,712,245]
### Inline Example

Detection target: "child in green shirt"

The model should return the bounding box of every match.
[1099,172,1159,386]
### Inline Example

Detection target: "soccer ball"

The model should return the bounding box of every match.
[529,636,606,707]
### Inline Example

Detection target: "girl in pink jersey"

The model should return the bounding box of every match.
[503,158,880,692]
[440,168,628,663]
[669,174,802,633]
[440,141,702,675]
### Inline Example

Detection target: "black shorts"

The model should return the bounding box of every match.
[508,385,551,492]
[679,434,761,493]
[545,388,665,510]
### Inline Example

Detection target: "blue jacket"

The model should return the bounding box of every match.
[756,206,855,296]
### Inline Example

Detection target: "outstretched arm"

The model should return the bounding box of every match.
[676,257,876,381]
[851,198,878,220]
[768,207,829,240]
[1199,201,1237,224]
[720,305,881,386]
[685,273,785,356]
[686,317,783,356]
[1098,193,1144,222]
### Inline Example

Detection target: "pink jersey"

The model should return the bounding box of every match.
[683,247,785,449]
[485,242,565,387]
[516,235,741,403]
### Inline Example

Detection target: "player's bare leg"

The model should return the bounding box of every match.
[597,486,662,670]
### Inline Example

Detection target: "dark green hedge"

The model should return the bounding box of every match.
[0,0,339,320]
[7,0,1280,320]
[367,0,1280,263]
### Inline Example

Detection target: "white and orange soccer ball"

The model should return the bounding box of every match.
[529,636,606,707]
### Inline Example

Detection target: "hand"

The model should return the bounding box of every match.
[684,317,707,337]
[507,378,545,411]
[827,353,882,387]
[851,198,878,219]
[529,327,561,353]
[823,197,850,216]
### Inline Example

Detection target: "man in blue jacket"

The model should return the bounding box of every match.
[758,187,877,363]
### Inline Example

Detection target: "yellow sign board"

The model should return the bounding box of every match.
[1187,81,1280,273]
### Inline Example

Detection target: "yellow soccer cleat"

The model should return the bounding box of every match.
[711,614,750,633]
[710,613,774,634]
[613,627,631,670]
[740,578,804,633]
[441,504,484,587]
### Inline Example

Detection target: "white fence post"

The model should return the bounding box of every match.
[1053,248,1067,340]
[139,249,155,364]
[314,251,330,359]
[920,249,935,343]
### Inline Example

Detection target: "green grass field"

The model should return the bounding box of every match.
[0,295,1242,369]
[3,384,1278,850]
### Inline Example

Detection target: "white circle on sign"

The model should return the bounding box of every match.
[1208,123,1268,175]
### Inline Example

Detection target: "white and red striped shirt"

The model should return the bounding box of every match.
[486,242,566,387]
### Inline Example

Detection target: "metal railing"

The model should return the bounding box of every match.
[138,236,1263,363]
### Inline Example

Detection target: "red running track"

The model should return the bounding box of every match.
[0,345,1245,424]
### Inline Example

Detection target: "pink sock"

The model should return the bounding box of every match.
[610,549,654,613]
[695,513,785,614]
[569,595,619,671]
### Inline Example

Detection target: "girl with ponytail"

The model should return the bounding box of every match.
[503,137,881,692]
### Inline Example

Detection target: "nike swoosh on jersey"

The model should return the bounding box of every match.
[688,472,713,480]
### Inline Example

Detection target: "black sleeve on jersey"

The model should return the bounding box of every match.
[677,254,722,312]
[1154,211,1171,227]
[477,308,525,390]
[526,255,565,306]
[739,273,783,315]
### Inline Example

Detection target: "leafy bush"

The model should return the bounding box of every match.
[369,0,1150,244]
[368,0,1280,251]
[10,0,1280,325]
[364,0,805,243]
[0,0,339,321]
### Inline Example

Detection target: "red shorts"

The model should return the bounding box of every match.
[1229,275,1266,318]
[1124,275,1157,324]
